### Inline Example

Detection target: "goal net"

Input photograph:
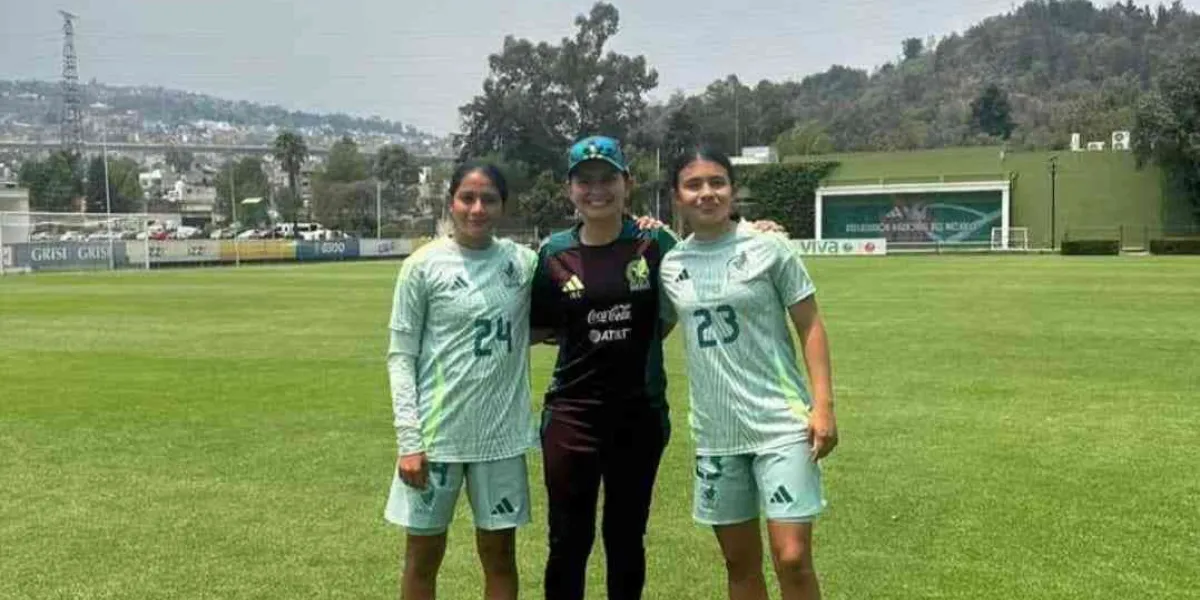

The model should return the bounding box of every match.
[990,227,1030,251]
[1,211,152,275]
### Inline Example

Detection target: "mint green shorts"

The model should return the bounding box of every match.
[693,442,825,526]
[384,454,530,536]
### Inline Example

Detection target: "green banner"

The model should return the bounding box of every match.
[823,190,1002,243]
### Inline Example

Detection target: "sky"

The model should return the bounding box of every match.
[3,0,1198,135]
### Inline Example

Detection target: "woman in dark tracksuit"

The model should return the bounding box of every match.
[530,135,677,600]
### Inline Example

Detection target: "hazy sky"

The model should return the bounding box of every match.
[4,0,1198,134]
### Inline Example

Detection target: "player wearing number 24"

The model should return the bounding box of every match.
[659,147,839,600]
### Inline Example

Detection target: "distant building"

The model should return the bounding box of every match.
[415,166,443,217]
[1,182,31,249]
[730,146,779,166]
[1,180,30,212]
[265,157,319,201]
[139,169,165,200]
[162,178,218,224]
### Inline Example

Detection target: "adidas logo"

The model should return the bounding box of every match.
[561,275,585,299]
[490,497,516,516]
[768,485,794,505]
[675,268,690,283]
[451,274,469,291]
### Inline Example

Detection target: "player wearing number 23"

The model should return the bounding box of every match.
[659,147,838,600]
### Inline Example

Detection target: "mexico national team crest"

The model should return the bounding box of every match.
[726,250,749,279]
[502,259,522,288]
[624,256,651,292]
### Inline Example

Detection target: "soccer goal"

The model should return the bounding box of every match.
[1,211,152,275]
[990,227,1030,252]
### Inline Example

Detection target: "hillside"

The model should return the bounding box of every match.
[645,0,1200,154]
[0,79,441,148]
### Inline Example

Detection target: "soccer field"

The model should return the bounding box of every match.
[2,256,1197,599]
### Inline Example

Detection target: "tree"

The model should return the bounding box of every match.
[457,2,658,176]
[662,102,702,157]
[85,156,142,214]
[18,151,82,212]
[739,163,838,237]
[375,144,414,189]
[516,171,573,230]
[311,180,375,234]
[273,131,309,231]
[902,37,924,61]
[624,146,663,218]
[630,0,1200,153]
[268,188,298,227]
[1134,49,1200,223]
[969,84,1016,139]
[214,157,270,225]
[773,121,834,158]
[374,144,416,216]
[324,135,367,183]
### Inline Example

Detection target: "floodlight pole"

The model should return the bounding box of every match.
[1048,156,1058,249]
[103,128,114,270]
[230,162,240,266]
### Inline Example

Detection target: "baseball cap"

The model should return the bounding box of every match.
[567,135,629,175]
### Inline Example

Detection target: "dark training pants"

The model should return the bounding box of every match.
[541,404,670,600]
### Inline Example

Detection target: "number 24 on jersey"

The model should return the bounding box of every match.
[473,316,513,356]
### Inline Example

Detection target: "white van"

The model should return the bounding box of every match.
[272,222,322,238]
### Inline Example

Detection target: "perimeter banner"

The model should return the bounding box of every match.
[792,238,887,256]
[823,191,1002,243]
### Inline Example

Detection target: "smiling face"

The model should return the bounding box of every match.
[448,169,503,244]
[568,160,630,223]
[673,157,736,231]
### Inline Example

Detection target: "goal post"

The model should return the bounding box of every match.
[1,211,152,275]
[990,226,1030,251]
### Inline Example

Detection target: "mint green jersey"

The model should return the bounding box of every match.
[388,237,538,462]
[659,229,817,456]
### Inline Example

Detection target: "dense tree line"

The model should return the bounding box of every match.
[456,1,1200,224]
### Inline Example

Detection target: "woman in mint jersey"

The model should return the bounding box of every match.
[384,162,538,600]
[658,147,838,600]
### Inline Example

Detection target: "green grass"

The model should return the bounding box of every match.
[2,257,1198,599]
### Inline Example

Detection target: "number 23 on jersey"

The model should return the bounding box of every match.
[693,305,740,348]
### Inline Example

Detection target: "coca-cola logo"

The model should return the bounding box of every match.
[586,303,632,325]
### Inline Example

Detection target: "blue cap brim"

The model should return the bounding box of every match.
[568,156,627,175]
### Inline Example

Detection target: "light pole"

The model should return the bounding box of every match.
[103,127,113,269]
[1048,155,1058,249]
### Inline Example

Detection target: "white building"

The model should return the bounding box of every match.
[1,182,32,247]
[139,169,166,199]
[731,146,779,166]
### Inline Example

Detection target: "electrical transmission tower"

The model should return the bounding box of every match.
[59,10,84,158]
